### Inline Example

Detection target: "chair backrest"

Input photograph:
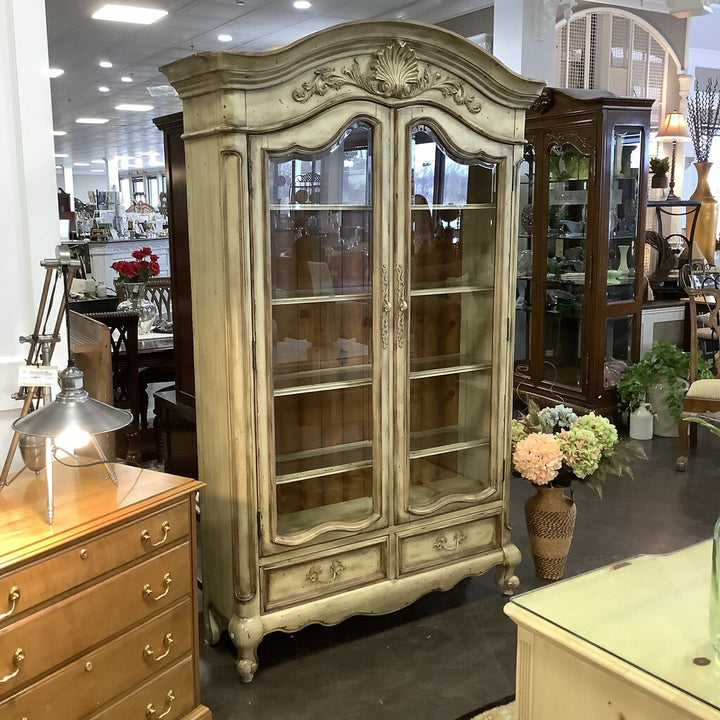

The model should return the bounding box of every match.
[145,276,172,322]
[84,310,141,425]
[680,264,720,380]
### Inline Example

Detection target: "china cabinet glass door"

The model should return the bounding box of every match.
[603,125,643,381]
[515,145,535,375]
[404,122,498,513]
[264,119,382,541]
[543,142,590,389]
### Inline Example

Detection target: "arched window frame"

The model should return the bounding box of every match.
[555,8,681,130]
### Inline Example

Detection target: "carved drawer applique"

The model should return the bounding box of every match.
[261,539,387,612]
[397,514,500,575]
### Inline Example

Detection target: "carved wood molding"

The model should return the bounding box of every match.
[292,40,482,114]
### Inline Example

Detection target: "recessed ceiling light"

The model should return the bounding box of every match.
[218,34,232,42]
[91,4,168,25]
[293,0,311,8]
[91,169,106,173]
[98,86,110,93]
[75,117,109,124]
[121,76,133,83]
[53,130,67,136]
[73,162,90,167]
[99,60,113,68]
[115,103,154,112]
[91,159,106,164]
[55,153,69,158]
[55,165,63,170]
[49,68,64,78]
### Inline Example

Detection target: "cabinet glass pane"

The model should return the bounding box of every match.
[607,126,642,302]
[604,315,634,387]
[408,124,496,507]
[516,145,535,374]
[544,143,589,388]
[267,121,376,536]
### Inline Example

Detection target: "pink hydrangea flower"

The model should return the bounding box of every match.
[512,433,563,485]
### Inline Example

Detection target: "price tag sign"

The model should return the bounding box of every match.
[18,366,58,388]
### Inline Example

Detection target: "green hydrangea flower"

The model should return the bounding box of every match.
[511,419,527,447]
[573,413,618,452]
[559,427,602,478]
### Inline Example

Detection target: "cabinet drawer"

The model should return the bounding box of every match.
[0,500,190,626]
[0,599,194,720]
[398,514,500,575]
[91,655,196,720]
[261,539,387,612]
[0,542,191,696]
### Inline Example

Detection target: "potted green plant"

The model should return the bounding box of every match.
[649,156,670,188]
[616,341,713,434]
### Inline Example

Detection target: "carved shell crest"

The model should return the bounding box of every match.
[292,40,481,114]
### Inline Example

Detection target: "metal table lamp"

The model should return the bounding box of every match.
[656,110,691,201]
[9,248,132,524]
[12,365,132,523]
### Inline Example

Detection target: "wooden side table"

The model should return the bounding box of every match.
[505,541,720,719]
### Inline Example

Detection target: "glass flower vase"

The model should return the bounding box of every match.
[116,281,158,334]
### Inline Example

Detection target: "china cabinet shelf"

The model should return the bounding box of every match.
[162,20,543,681]
[513,88,652,416]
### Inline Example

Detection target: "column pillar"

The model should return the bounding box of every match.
[0,0,61,468]
[493,0,558,82]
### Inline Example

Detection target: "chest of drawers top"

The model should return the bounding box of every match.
[0,462,201,569]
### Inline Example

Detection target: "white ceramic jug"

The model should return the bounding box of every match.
[629,403,654,440]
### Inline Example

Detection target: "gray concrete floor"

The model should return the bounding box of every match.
[197,432,720,720]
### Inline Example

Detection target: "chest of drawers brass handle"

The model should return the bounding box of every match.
[0,648,24,683]
[143,573,173,601]
[141,520,171,547]
[0,587,20,621]
[146,690,175,719]
[144,632,174,661]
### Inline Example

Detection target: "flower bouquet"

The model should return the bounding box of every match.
[111,247,161,333]
[110,246,161,284]
[511,402,646,580]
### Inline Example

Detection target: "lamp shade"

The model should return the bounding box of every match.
[13,365,132,439]
[657,111,691,141]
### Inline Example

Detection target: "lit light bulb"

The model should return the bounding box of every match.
[55,426,91,452]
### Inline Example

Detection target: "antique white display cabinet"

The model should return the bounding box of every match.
[162,21,543,682]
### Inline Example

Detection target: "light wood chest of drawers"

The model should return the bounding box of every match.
[0,461,210,720]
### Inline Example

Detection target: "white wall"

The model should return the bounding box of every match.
[0,0,63,473]
[74,173,110,205]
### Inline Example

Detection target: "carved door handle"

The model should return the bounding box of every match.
[0,587,20,621]
[0,648,24,683]
[141,520,171,547]
[143,573,173,601]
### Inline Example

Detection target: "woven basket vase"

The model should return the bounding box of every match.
[524,485,576,580]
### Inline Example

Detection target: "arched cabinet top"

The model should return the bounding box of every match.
[160,20,545,142]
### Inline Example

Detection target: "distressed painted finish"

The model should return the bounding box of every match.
[162,20,544,682]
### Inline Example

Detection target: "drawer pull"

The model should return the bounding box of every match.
[146,690,175,719]
[0,587,20,621]
[0,648,24,683]
[144,632,174,661]
[306,559,345,584]
[141,520,171,547]
[143,573,173,601]
[433,530,467,552]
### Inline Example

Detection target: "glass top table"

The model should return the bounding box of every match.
[508,540,719,712]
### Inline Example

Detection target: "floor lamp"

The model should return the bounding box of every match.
[656,110,691,201]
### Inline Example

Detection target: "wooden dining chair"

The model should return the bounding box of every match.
[85,310,142,465]
[676,265,720,471]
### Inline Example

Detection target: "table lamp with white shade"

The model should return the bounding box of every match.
[656,110,691,201]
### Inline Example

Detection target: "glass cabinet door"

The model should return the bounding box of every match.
[543,143,590,389]
[607,126,642,305]
[266,121,379,539]
[515,145,535,375]
[406,124,497,512]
